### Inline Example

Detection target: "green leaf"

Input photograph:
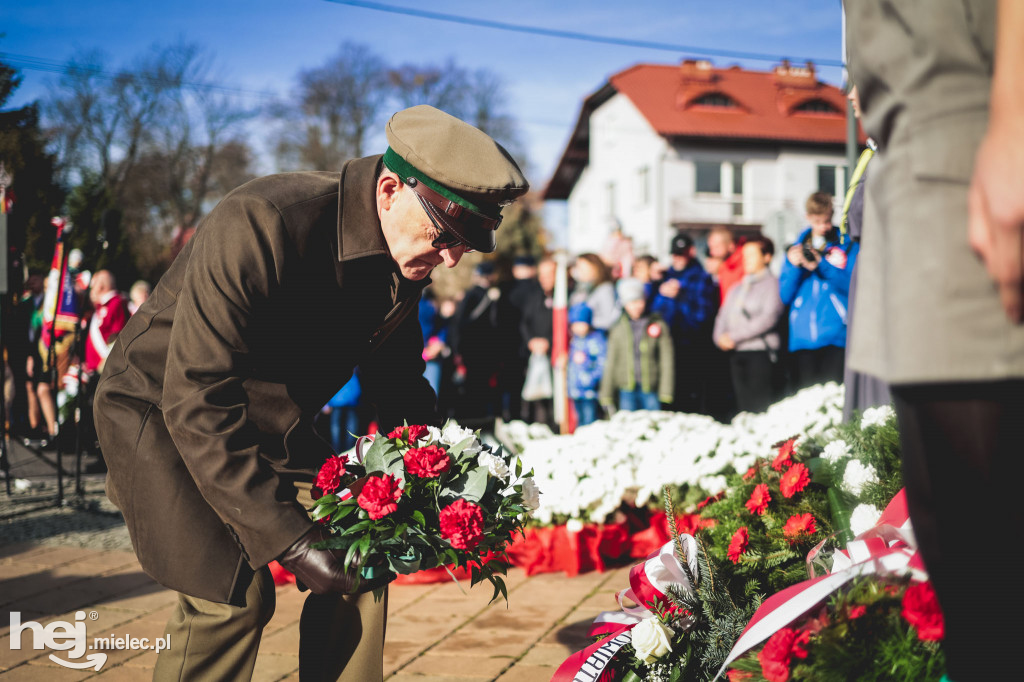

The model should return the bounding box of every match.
[344,538,361,570]
[440,466,488,504]
[411,510,426,527]
[340,520,372,537]
[489,575,509,605]
[515,457,523,478]
[355,534,372,559]
[316,494,341,505]
[447,435,478,461]
[363,441,406,482]
[332,504,357,521]
[805,457,832,486]
[311,504,338,521]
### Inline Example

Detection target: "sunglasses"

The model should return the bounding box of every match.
[414,193,476,253]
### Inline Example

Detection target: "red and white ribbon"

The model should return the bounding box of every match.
[350,434,375,464]
[552,537,697,681]
[714,488,925,680]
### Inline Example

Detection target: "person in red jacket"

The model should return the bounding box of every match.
[84,270,129,376]
[706,225,745,303]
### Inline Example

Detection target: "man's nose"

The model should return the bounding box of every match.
[440,246,465,268]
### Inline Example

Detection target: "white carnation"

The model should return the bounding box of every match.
[822,439,851,464]
[850,503,882,536]
[477,452,510,481]
[842,460,879,496]
[698,475,727,495]
[440,422,475,446]
[520,477,541,511]
[860,405,895,430]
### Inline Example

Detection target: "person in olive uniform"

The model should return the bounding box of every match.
[93,105,528,681]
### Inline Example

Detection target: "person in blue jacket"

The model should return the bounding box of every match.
[567,303,607,427]
[650,233,719,414]
[780,192,858,390]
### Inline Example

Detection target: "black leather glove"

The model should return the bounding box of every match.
[278,525,370,595]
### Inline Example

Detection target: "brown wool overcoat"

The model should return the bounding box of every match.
[94,155,437,604]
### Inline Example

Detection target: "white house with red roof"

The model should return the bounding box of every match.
[544,59,860,261]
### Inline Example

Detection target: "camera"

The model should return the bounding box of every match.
[801,243,818,263]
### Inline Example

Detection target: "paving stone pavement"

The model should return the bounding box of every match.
[1,476,628,681]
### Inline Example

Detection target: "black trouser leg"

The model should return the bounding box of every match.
[730,351,775,413]
[892,381,1024,681]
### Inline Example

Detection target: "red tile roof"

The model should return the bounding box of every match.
[610,60,854,144]
[544,60,864,200]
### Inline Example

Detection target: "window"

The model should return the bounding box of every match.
[732,162,744,195]
[691,92,736,108]
[695,161,722,194]
[817,164,848,197]
[637,166,650,205]
[817,165,836,196]
[794,98,841,114]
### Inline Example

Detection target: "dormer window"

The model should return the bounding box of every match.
[793,98,841,114]
[691,92,736,108]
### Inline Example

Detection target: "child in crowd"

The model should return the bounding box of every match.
[567,303,607,427]
[631,254,662,303]
[600,278,674,412]
[780,192,857,390]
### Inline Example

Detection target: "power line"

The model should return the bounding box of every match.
[323,0,845,68]
[0,51,278,100]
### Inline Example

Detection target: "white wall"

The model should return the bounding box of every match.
[567,94,668,258]
[565,95,849,262]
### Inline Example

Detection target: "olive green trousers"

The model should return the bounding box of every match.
[153,481,387,681]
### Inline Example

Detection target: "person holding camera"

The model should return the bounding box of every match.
[779,191,858,391]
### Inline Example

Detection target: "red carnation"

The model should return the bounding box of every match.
[772,438,797,471]
[745,483,771,515]
[727,671,754,681]
[743,464,759,481]
[901,582,945,641]
[439,498,485,550]
[387,424,428,443]
[782,513,816,541]
[357,474,402,520]
[727,526,749,563]
[403,444,451,478]
[757,627,810,682]
[315,455,347,495]
[779,463,810,498]
[848,605,867,620]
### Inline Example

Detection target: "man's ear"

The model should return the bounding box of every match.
[376,171,402,215]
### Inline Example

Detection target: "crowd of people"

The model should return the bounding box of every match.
[2,252,148,453]
[3,188,859,451]
[562,190,856,427]
[403,188,859,433]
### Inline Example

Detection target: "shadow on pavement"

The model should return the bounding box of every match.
[551,617,596,651]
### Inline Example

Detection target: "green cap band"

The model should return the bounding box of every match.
[382,147,493,217]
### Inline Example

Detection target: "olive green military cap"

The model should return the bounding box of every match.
[383,104,529,253]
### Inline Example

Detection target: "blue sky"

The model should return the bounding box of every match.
[2,0,845,235]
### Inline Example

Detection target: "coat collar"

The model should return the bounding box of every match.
[337,154,389,262]
[334,154,432,293]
